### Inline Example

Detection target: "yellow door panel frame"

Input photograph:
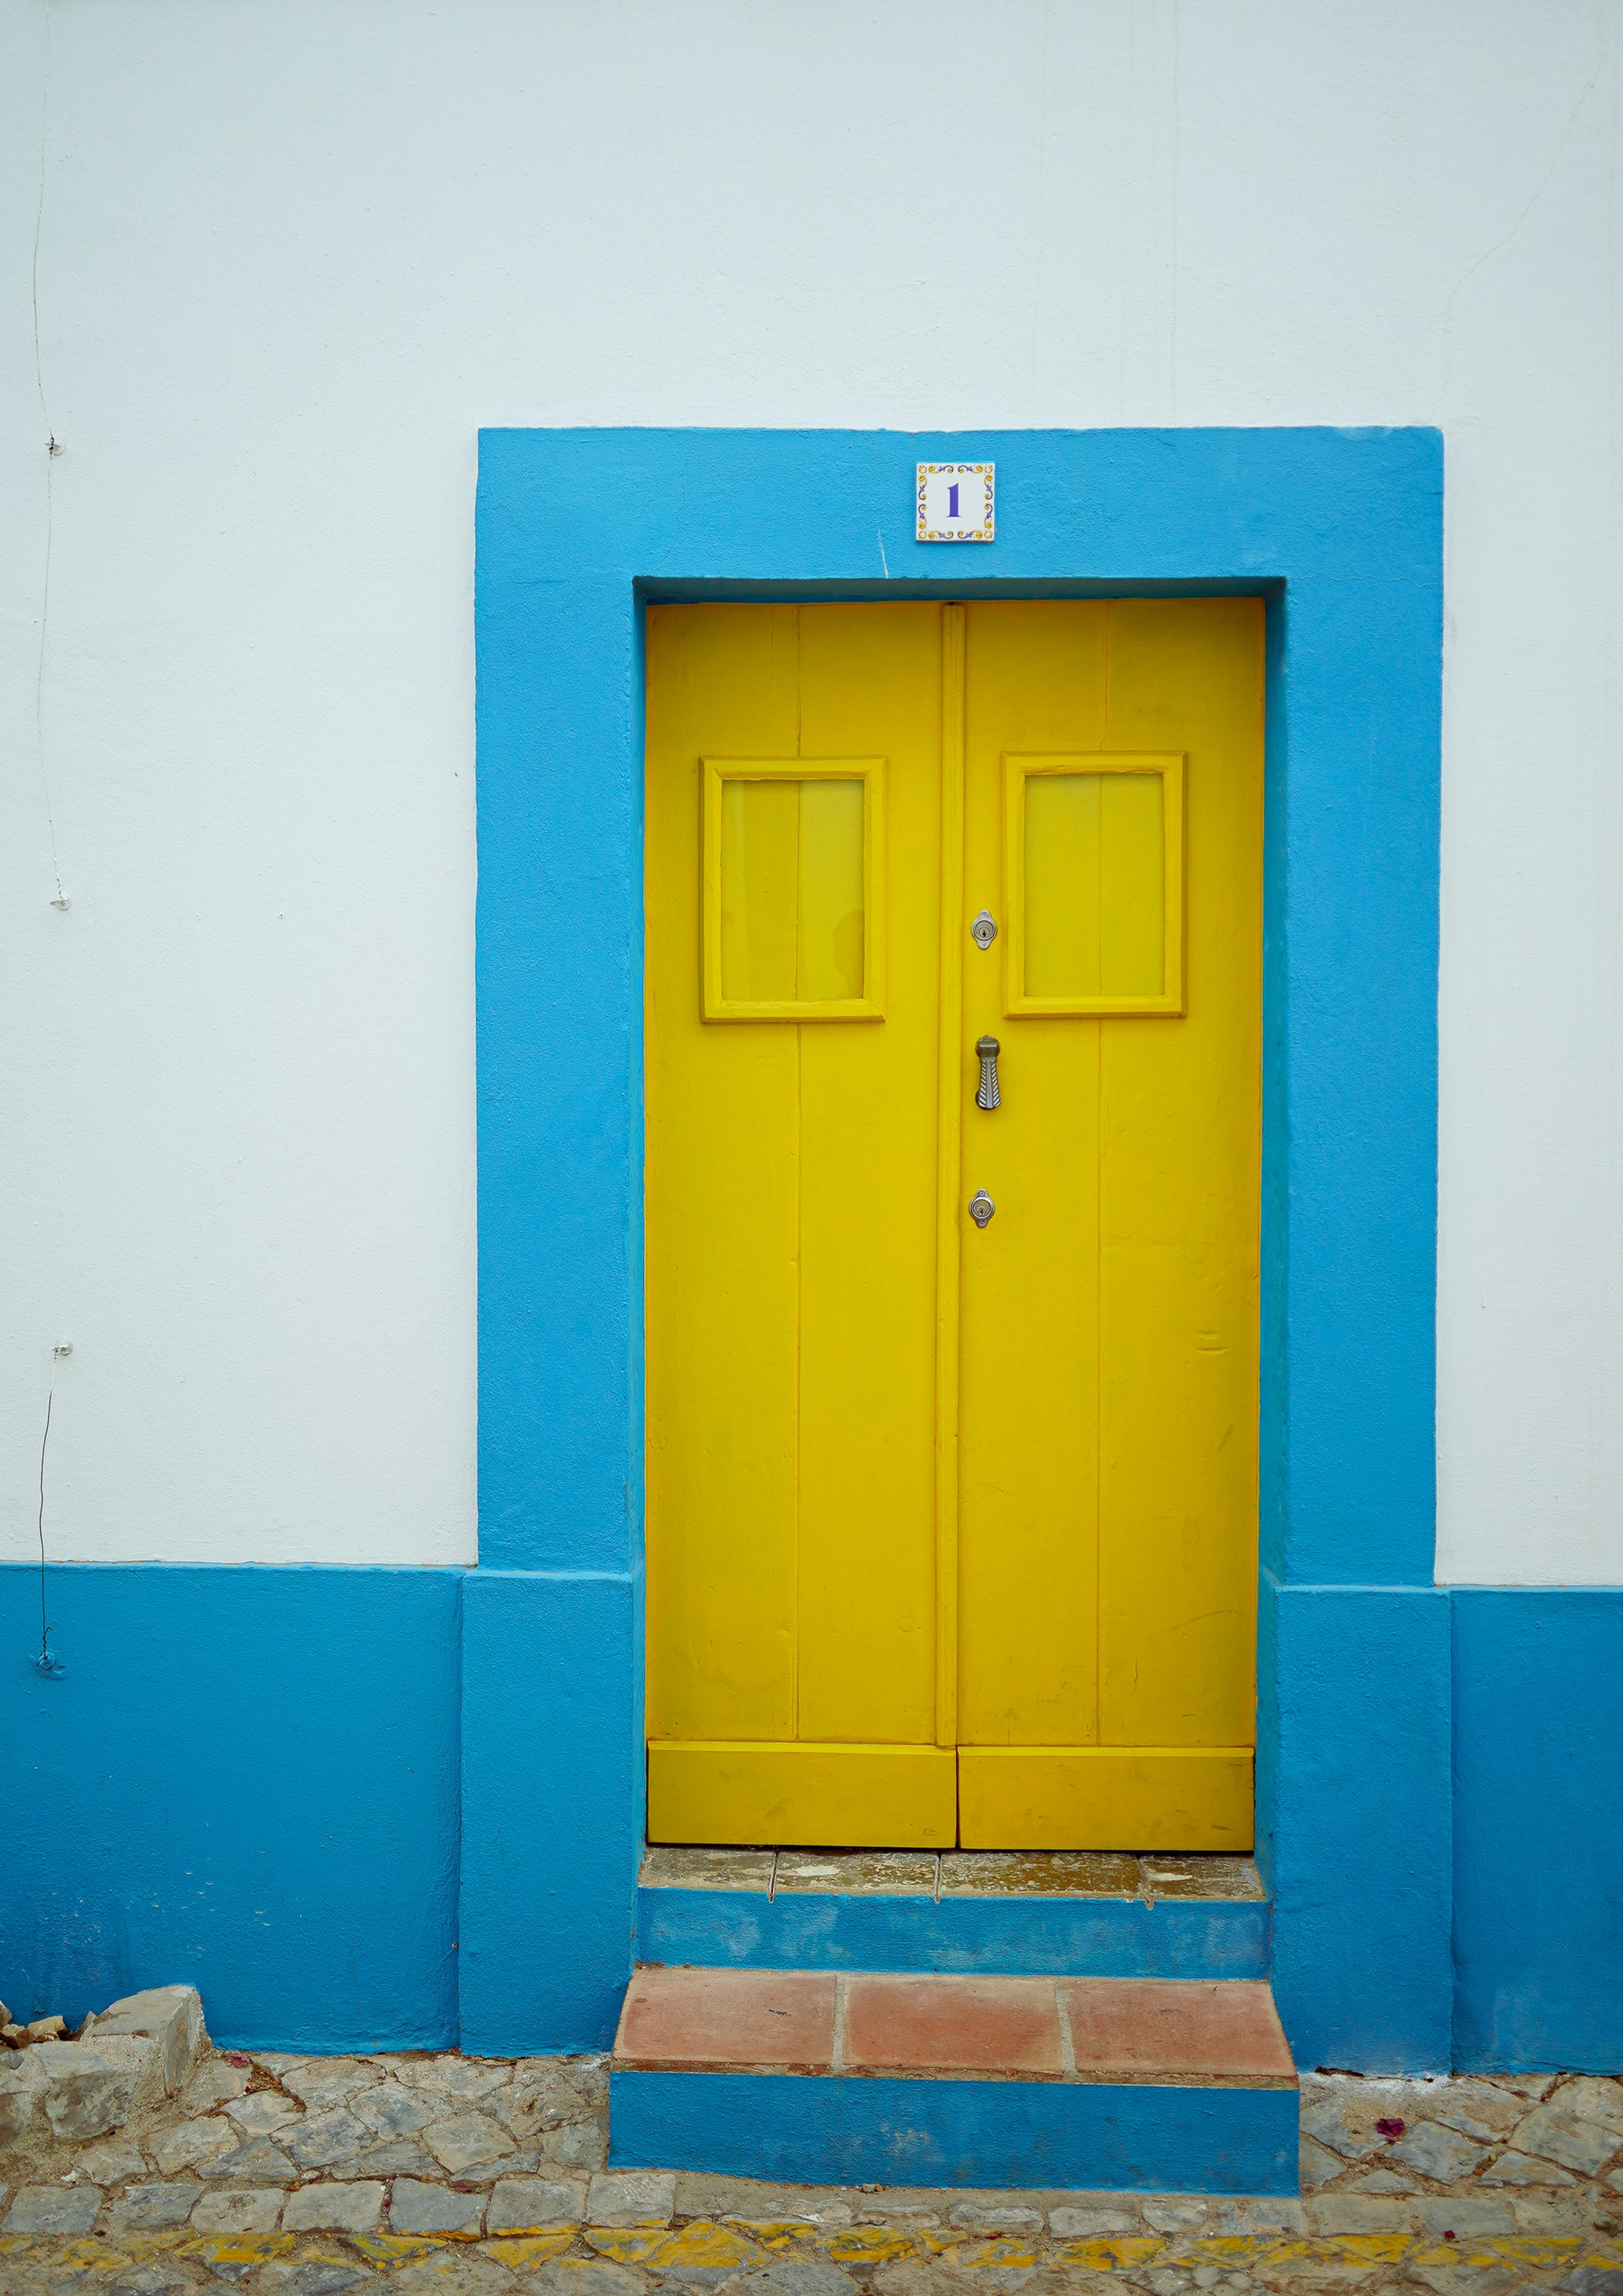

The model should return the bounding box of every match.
[702,756,887,1021]
[1004,753,1185,1016]
[649,1741,957,1849]
[645,599,1263,1851]
[957,1747,1254,1852]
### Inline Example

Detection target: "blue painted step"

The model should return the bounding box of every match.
[638,1846,1270,1979]
[608,1965,1300,2194]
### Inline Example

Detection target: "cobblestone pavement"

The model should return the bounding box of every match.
[1,2048,1620,2292]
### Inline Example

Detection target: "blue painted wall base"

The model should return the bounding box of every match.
[1453,1590,1623,2073]
[639,1886,1269,1980]
[1257,1575,1453,2073]
[4,1565,1620,2070]
[0,1565,460,2052]
[459,1569,640,2056]
[609,2068,1299,2194]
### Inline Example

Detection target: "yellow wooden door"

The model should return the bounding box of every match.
[956,600,1262,1849]
[645,602,957,1847]
[644,599,1262,1849]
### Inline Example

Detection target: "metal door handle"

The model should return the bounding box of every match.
[975,1036,1001,1111]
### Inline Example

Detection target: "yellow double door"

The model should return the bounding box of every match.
[645,599,1262,1851]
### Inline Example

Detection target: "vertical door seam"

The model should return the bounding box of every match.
[934,604,967,1767]
[791,606,803,1742]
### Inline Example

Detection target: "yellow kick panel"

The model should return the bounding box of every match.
[649,1743,957,1850]
[644,599,1262,1849]
[957,1748,1254,1853]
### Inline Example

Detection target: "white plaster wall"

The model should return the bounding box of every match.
[1,0,1619,1579]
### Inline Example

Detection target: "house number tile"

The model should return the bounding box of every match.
[917,461,995,543]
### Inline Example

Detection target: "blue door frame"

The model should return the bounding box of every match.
[471,427,1450,2068]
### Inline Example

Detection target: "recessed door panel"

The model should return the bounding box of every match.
[794,605,942,1750]
[959,607,1110,1756]
[645,605,801,1750]
[1095,599,1263,1758]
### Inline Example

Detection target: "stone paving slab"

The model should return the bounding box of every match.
[4,2222,1620,2289]
[0,2047,1619,2289]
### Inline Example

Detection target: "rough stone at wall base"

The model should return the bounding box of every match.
[36,2035,168,2140]
[0,1986,207,2148]
[0,2047,45,2142]
[82,1984,208,2096]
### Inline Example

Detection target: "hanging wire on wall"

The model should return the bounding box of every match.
[35,1351,69,1677]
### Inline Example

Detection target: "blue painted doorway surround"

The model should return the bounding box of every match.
[472,427,1447,2067]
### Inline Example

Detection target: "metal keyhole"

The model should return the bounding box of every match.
[975,1036,1001,1111]
[971,908,998,950]
[969,1189,995,1228]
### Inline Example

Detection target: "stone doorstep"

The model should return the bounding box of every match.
[637,1849,1273,1990]
[613,1967,1297,2085]
[640,1844,1267,1902]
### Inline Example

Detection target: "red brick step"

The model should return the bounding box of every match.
[610,1966,1298,2192]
